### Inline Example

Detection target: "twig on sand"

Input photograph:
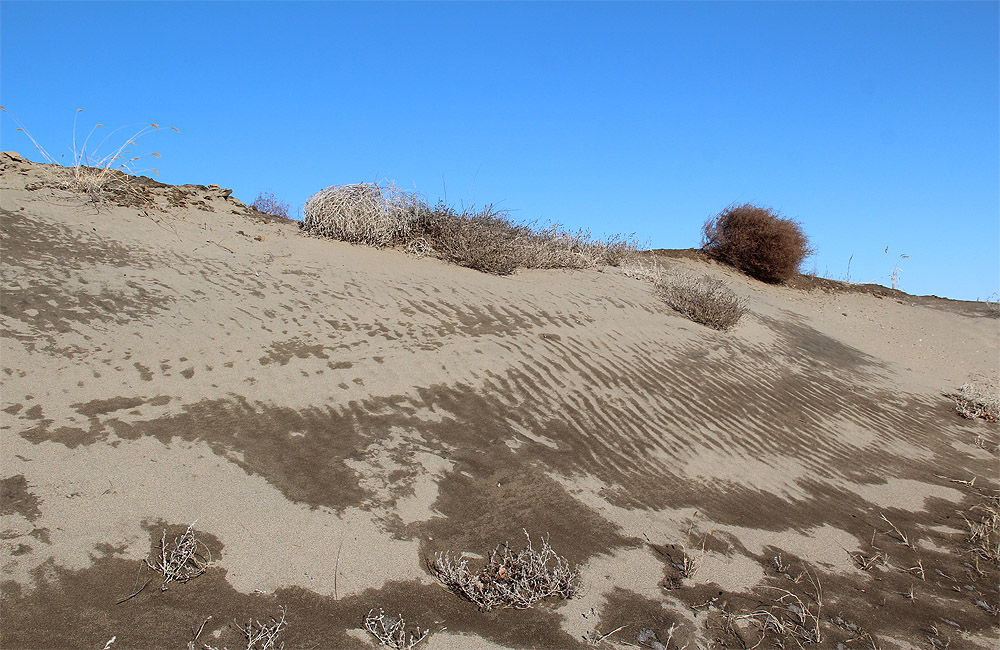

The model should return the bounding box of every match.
[879,513,911,547]
[116,563,153,605]
[334,534,346,600]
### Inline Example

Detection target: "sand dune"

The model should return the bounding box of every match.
[1,151,997,649]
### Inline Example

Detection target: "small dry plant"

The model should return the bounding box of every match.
[300,181,427,247]
[364,608,429,649]
[429,529,580,610]
[964,495,1000,565]
[619,258,666,284]
[655,273,748,331]
[848,549,888,572]
[251,190,290,218]
[204,607,286,650]
[732,577,823,648]
[1,106,175,206]
[145,522,211,589]
[953,383,999,422]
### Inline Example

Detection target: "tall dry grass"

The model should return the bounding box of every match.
[1,107,176,205]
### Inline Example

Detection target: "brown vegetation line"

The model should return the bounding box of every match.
[0,151,997,649]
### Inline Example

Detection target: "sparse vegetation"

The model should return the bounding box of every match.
[1,106,175,206]
[655,273,748,331]
[145,522,211,589]
[702,203,813,283]
[300,182,639,275]
[964,495,1000,566]
[429,529,580,610]
[953,383,999,422]
[251,190,290,219]
[731,581,823,647]
[364,609,429,649]
[204,606,286,650]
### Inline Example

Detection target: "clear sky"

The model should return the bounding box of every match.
[2,1,997,301]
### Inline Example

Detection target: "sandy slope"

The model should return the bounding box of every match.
[1,151,997,649]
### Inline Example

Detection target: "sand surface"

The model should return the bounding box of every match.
[1,151,997,649]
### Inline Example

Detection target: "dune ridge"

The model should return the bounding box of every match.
[1,151,997,649]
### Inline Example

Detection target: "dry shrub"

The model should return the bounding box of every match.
[251,190,290,219]
[300,183,640,275]
[364,609,429,649]
[954,383,999,422]
[300,181,428,247]
[429,530,580,610]
[702,203,813,283]
[655,273,748,331]
[415,203,639,275]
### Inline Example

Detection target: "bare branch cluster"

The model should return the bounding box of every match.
[364,608,429,649]
[145,522,211,589]
[251,190,290,219]
[429,530,580,610]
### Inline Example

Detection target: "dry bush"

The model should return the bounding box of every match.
[655,273,748,331]
[364,608,429,649]
[429,529,580,610]
[702,203,813,283]
[300,181,428,247]
[954,383,999,422]
[251,190,290,219]
[414,203,639,275]
[299,183,639,274]
[145,522,211,589]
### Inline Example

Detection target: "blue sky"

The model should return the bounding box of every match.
[2,1,997,301]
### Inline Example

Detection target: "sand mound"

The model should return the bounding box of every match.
[1,152,997,649]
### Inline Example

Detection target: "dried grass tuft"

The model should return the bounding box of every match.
[364,608,429,649]
[965,495,1000,566]
[1,107,173,207]
[429,529,580,610]
[732,578,823,648]
[655,273,748,331]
